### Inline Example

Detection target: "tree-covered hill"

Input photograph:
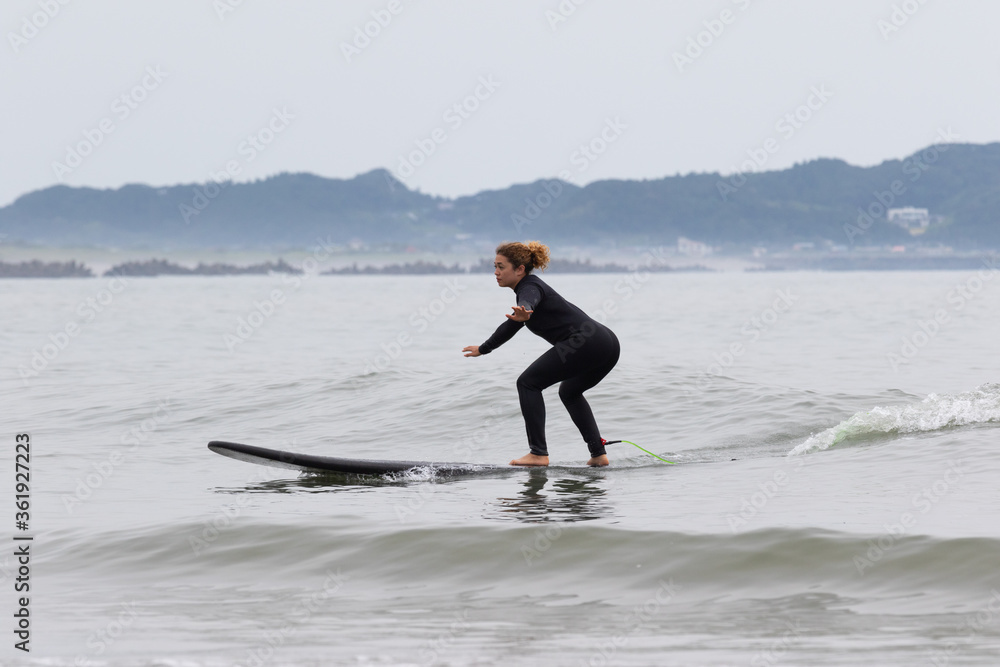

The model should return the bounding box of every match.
[2,142,997,249]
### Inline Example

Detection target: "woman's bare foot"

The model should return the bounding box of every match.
[586,454,610,467]
[510,453,549,466]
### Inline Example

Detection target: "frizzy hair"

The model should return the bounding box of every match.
[495,241,550,274]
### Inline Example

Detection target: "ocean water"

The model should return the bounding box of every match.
[2,268,999,666]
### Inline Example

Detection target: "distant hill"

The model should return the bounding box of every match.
[2,142,998,249]
[0,170,433,248]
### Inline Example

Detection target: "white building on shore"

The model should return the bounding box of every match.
[677,236,713,257]
[887,207,930,232]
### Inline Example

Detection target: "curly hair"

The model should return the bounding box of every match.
[495,241,550,274]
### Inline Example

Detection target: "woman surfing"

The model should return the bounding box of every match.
[463,241,620,467]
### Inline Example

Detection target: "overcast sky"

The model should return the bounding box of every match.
[3,0,999,206]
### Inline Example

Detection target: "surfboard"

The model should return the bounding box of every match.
[207,440,501,476]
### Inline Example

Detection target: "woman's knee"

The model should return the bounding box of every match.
[558,382,583,403]
[517,371,542,393]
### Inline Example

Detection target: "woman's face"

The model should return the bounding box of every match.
[494,254,525,288]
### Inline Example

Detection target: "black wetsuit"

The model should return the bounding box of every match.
[478,274,620,457]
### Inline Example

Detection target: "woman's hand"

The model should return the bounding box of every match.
[462,345,481,357]
[506,305,533,322]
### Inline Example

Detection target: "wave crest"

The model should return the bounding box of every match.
[790,383,1000,455]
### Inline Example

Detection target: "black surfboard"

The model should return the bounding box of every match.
[207,440,501,476]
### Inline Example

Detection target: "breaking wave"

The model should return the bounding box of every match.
[790,383,1000,455]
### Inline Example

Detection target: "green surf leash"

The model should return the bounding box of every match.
[604,440,676,465]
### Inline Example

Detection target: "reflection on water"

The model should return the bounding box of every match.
[213,474,381,494]
[211,467,617,523]
[212,465,523,493]
[487,468,617,523]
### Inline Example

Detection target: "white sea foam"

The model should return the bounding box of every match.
[790,383,1000,455]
